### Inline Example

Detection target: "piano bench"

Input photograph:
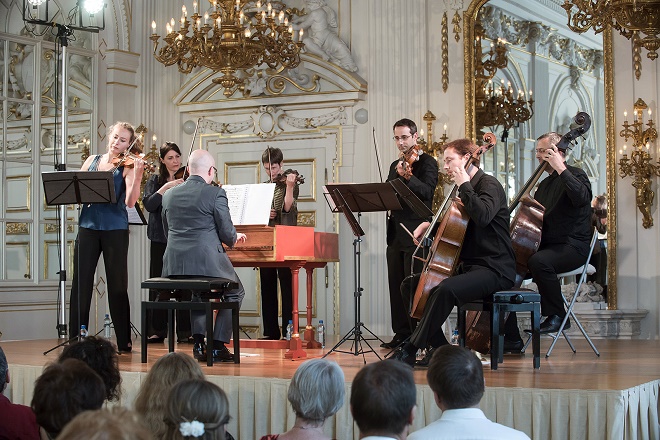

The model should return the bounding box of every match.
[140,277,240,366]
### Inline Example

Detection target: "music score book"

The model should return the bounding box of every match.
[222,183,276,225]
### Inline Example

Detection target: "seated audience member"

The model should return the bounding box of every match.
[408,345,530,440]
[350,360,416,439]
[134,352,205,438]
[163,379,235,440]
[55,407,152,440]
[260,359,345,440]
[58,336,121,402]
[31,359,106,439]
[0,346,40,440]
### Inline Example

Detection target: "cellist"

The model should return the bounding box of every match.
[392,138,516,367]
[503,132,593,352]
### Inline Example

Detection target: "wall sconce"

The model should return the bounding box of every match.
[618,98,659,229]
[417,110,452,211]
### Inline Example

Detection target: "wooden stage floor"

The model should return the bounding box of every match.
[3,336,659,389]
[3,337,660,440]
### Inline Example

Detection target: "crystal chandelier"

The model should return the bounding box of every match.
[562,0,660,79]
[150,0,303,97]
[473,24,534,131]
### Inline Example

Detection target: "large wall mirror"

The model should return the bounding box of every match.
[464,0,617,308]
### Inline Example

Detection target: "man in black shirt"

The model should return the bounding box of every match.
[392,138,516,367]
[527,132,592,333]
[382,118,438,349]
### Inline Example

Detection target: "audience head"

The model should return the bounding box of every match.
[55,407,152,440]
[0,346,7,392]
[350,360,416,438]
[427,345,484,410]
[288,359,345,425]
[135,352,205,438]
[59,336,121,401]
[164,379,230,440]
[188,149,216,183]
[31,359,106,438]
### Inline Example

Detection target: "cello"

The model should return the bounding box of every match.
[464,112,592,353]
[410,132,497,319]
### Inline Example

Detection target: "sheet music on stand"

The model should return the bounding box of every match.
[127,205,147,225]
[388,178,434,221]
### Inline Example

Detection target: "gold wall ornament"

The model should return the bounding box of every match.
[618,98,659,229]
[452,10,462,42]
[562,0,660,79]
[442,12,449,93]
[418,110,452,212]
[150,0,303,98]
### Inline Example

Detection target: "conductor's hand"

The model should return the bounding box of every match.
[235,233,247,245]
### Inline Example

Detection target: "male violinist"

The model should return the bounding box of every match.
[392,138,516,367]
[260,147,299,340]
[161,149,247,363]
[504,132,593,351]
[382,118,438,349]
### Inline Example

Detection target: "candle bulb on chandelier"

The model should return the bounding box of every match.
[624,110,628,121]
[193,0,197,14]
[216,17,221,28]
[299,28,304,40]
[239,11,244,24]
[204,12,208,25]
[443,123,448,134]
[278,10,284,24]
[261,10,266,24]
[182,5,187,17]
[267,2,272,13]
[151,20,156,34]
[420,129,424,138]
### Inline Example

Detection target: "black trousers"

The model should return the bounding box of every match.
[260,267,293,339]
[70,227,131,350]
[527,244,586,317]
[148,241,192,340]
[402,265,512,349]
[386,245,422,337]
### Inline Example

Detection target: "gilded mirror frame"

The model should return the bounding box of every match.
[463,0,617,309]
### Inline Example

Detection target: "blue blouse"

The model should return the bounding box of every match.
[78,155,128,231]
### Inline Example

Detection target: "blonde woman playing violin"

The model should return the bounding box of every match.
[69,121,145,353]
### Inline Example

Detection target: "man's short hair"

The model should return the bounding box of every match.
[393,118,418,136]
[0,346,7,390]
[537,132,564,150]
[427,345,484,409]
[350,360,416,435]
[262,147,284,165]
[288,359,345,423]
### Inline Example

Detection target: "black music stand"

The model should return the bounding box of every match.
[323,183,402,363]
[41,171,115,355]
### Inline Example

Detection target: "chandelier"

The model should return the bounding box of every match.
[150,0,303,97]
[562,0,660,79]
[473,24,534,131]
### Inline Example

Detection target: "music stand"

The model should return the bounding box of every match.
[389,178,434,220]
[322,183,402,363]
[41,171,115,355]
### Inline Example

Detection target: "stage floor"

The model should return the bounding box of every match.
[2,337,659,440]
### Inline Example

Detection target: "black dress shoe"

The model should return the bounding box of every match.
[146,335,165,344]
[415,346,437,368]
[380,334,407,349]
[391,346,416,367]
[534,315,570,334]
[193,342,206,360]
[502,338,524,354]
[177,336,195,344]
[210,346,234,363]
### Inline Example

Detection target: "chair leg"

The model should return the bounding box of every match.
[532,303,540,369]
[546,313,572,357]
[569,310,601,356]
[457,307,466,348]
[167,309,175,352]
[206,304,214,367]
[490,305,500,370]
[141,303,148,363]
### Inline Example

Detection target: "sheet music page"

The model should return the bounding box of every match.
[126,205,147,225]
[322,185,337,211]
[222,183,275,225]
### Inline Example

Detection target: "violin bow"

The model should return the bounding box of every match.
[182,117,203,180]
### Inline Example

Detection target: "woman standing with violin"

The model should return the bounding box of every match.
[260,147,300,340]
[142,142,187,344]
[69,121,145,353]
[392,138,515,367]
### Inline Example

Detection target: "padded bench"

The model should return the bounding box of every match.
[458,289,541,370]
[141,277,240,366]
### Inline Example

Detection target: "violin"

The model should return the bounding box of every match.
[110,137,156,172]
[271,169,305,185]
[410,132,497,319]
[173,165,220,186]
[399,148,420,179]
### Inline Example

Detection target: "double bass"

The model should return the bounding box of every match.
[464,112,592,353]
[410,132,497,319]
